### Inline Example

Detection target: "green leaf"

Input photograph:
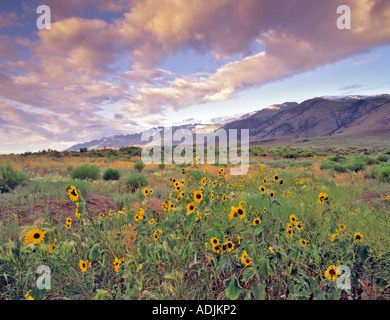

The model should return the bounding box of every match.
[252,224,264,236]
[224,275,242,300]
[182,241,194,259]
[257,257,270,278]
[313,287,326,300]
[242,267,256,284]
[327,286,341,300]
[87,243,101,260]
[252,283,266,300]
[184,212,196,232]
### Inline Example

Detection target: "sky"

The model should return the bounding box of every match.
[0,0,390,154]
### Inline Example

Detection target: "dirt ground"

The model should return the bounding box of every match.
[0,192,116,226]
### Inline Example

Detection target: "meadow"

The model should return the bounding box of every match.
[0,145,389,300]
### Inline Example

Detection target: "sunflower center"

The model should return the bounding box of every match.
[33,233,40,239]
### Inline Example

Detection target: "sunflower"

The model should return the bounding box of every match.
[48,238,56,253]
[113,257,124,273]
[66,217,72,224]
[225,241,235,252]
[295,221,304,230]
[212,244,221,253]
[221,243,228,253]
[153,231,160,241]
[24,228,46,245]
[193,191,203,203]
[219,168,225,173]
[279,179,284,185]
[259,186,266,194]
[299,239,308,247]
[65,222,72,229]
[210,237,219,246]
[67,186,79,202]
[134,214,140,222]
[143,188,149,196]
[99,213,104,219]
[269,190,275,198]
[263,207,268,213]
[149,218,155,225]
[269,246,275,255]
[253,217,262,226]
[318,192,328,204]
[263,178,268,185]
[222,194,227,202]
[289,214,297,224]
[186,202,196,214]
[286,227,294,238]
[241,251,252,266]
[273,175,279,182]
[149,188,154,195]
[338,224,346,232]
[175,185,181,192]
[324,265,340,281]
[354,232,363,243]
[237,206,246,219]
[79,260,87,273]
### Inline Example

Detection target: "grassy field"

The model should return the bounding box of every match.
[0,146,389,300]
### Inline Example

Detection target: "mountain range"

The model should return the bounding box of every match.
[65,94,390,151]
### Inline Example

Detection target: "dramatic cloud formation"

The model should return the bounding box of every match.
[1,0,390,153]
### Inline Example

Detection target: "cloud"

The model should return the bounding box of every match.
[1,0,390,153]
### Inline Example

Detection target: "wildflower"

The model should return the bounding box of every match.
[67,185,79,202]
[324,265,340,281]
[48,239,57,253]
[222,194,227,202]
[269,246,275,255]
[193,191,203,203]
[263,207,268,213]
[259,186,266,194]
[99,213,104,219]
[299,239,308,247]
[241,250,252,267]
[289,214,297,224]
[149,218,155,225]
[338,224,346,232]
[273,175,279,182]
[237,206,246,219]
[134,214,140,222]
[354,232,363,243]
[186,202,196,214]
[113,257,124,273]
[79,260,87,273]
[24,228,46,245]
[269,190,275,198]
[27,296,34,300]
[212,244,221,253]
[295,221,304,230]
[143,188,149,196]
[318,192,328,204]
[210,238,219,246]
[253,217,262,226]
[330,233,337,242]
[149,188,154,195]
[224,241,235,252]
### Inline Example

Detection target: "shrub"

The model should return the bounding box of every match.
[125,173,148,192]
[377,154,390,162]
[0,165,27,193]
[79,147,88,153]
[354,155,379,166]
[327,155,347,163]
[347,160,367,173]
[71,164,101,180]
[133,160,145,172]
[158,163,166,170]
[103,168,121,181]
[370,163,390,182]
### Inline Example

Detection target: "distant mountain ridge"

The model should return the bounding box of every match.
[65,94,390,151]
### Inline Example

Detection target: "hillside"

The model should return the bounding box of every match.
[65,94,390,151]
